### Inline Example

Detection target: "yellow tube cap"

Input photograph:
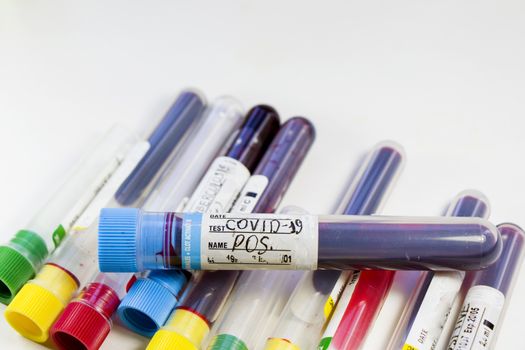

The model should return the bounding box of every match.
[147,330,198,350]
[264,338,301,350]
[5,283,64,343]
[4,265,78,343]
[166,309,209,346]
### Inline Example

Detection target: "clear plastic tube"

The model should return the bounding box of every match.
[446,223,525,350]
[99,212,501,273]
[114,90,206,205]
[335,190,486,350]
[0,125,139,304]
[4,91,205,344]
[263,141,404,350]
[145,117,316,350]
[182,105,279,213]
[115,104,278,338]
[215,270,305,349]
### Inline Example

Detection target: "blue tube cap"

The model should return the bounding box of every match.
[98,208,140,272]
[117,270,188,337]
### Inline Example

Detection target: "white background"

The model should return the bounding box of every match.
[1,0,524,349]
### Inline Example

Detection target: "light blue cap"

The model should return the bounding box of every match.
[116,270,188,337]
[98,207,141,272]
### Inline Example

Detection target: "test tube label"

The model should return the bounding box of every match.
[402,272,464,350]
[324,270,355,320]
[73,141,151,230]
[231,175,269,213]
[319,271,361,350]
[184,156,251,213]
[447,285,504,350]
[181,213,319,270]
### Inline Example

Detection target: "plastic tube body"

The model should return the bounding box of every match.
[142,96,245,212]
[385,191,490,350]
[114,91,206,205]
[264,142,404,350]
[98,215,501,272]
[208,269,303,350]
[241,117,315,214]
[446,223,524,350]
[0,126,140,304]
[146,117,315,350]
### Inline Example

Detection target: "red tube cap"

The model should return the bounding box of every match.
[51,301,111,350]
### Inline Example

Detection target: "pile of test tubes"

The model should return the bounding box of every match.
[0,89,522,350]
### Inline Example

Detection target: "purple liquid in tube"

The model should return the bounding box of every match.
[317,216,500,270]
[251,117,315,214]
[225,105,280,172]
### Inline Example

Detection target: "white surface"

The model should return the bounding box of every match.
[0,0,524,349]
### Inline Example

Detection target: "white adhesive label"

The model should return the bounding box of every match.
[72,141,150,230]
[181,213,318,270]
[447,285,504,350]
[231,175,270,213]
[403,272,464,350]
[322,271,361,339]
[324,270,354,320]
[185,156,251,213]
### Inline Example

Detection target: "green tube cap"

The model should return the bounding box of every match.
[0,230,48,304]
[208,334,249,350]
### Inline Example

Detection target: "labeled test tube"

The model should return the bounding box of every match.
[47,96,245,350]
[98,211,501,272]
[0,125,139,305]
[145,117,316,350]
[386,191,490,350]
[183,105,280,213]
[4,91,205,344]
[446,223,525,350]
[115,105,279,337]
[264,142,404,350]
